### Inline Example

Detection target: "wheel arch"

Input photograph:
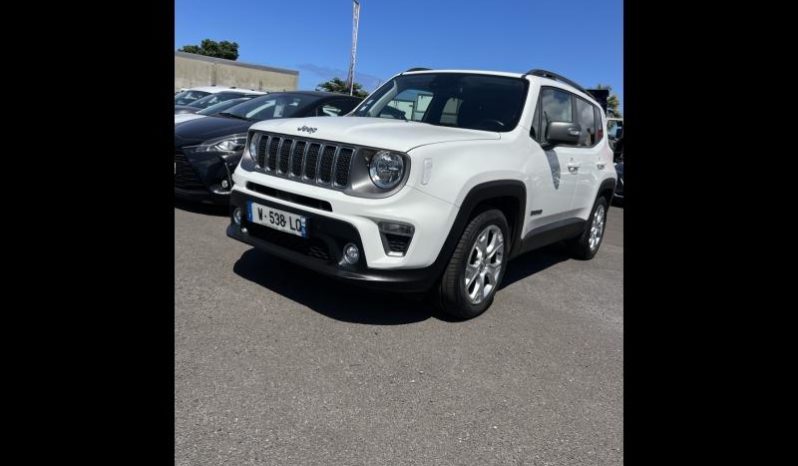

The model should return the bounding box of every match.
[431,180,527,274]
[597,177,616,204]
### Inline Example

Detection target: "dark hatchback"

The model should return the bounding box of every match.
[175,91,362,204]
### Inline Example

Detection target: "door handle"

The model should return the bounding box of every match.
[567,162,580,173]
[597,162,606,170]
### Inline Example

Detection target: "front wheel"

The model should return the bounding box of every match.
[437,209,510,319]
[567,196,608,260]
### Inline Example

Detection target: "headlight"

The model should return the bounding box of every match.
[195,133,248,153]
[368,150,405,189]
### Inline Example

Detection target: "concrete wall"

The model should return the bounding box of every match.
[175,51,299,92]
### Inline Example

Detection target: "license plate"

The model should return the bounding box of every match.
[248,201,308,238]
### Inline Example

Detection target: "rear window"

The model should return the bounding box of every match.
[174,90,210,106]
[223,93,319,121]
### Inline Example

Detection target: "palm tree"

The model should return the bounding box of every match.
[316,77,369,98]
[595,84,622,118]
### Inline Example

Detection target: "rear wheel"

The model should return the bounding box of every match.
[437,209,509,319]
[567,196,608,260]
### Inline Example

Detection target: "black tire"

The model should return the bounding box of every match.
[437,209,510,319]
[567,196,609,260]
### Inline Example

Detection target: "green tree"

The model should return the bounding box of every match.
[178,39,239,60]
[316,77,369,98]
[594,84,622,117]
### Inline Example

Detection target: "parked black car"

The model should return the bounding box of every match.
[185,97,254,118]
[175,91,264,114]
[175,91,363,204]
[612,129,624,203]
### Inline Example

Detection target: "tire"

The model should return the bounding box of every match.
[567,196,609,260]
[437,209,510,319]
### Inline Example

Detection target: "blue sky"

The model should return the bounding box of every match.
[176,0,623,109]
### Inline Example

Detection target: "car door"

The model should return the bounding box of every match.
[570,98,606,217]
[526,87,580,230]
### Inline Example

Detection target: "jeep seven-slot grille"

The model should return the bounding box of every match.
[254,132,355,189]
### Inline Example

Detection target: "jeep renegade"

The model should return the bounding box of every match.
[226,68,617,319]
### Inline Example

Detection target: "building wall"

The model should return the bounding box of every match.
[175,52,299,92]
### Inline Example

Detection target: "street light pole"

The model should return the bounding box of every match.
[347,0,361,96]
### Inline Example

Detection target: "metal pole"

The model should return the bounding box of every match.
[347,0,360,95]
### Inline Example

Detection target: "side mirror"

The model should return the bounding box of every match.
[544,121,581,147]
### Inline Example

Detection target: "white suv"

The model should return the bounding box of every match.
[227,68,617,319]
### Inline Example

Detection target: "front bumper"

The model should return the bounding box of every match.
[174,149,240,204]
[226,190,442,292]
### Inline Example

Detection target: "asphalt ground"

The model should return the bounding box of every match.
[175,200,623,465]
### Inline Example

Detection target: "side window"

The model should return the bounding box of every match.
[317,103,343,117]
[594,106,604,142]
[337,99,360,115]
[575,97,597,147]
[539,88,574,145]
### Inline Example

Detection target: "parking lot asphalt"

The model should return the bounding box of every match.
[175,201,623,465]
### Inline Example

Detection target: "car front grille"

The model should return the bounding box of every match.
[174,151,205,190]
[252,132,356,189]
[385,233,412,255]
[246,222,332,262]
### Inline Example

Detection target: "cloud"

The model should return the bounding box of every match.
[297,63,384,91]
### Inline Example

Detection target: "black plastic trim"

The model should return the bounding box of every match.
[519,218,586,255]
[598,178,617,199]
[429,180,527,269]
[246,182,333,211]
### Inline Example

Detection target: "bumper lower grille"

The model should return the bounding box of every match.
[385,234,412,255]
[174,151,205,190]
[253,132,356,190]
[246,222,331,262]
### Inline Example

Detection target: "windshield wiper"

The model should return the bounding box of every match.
[217,112,249,121]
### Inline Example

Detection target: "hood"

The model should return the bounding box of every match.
[174,105,200,114]
[174,114,206,125]
[248,116,500,152]
[174,115,254,147]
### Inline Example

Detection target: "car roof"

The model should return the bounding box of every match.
[284,90,362,99]
[186,86,267,94]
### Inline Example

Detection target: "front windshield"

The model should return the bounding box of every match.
[197,98,251,116]
[220,93,316,121]
[187,92,247,109]
[175,90,211,106]
[351,73,528,132]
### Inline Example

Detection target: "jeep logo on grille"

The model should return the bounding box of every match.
[297,125,318,134]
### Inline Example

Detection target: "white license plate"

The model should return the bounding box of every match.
[248,201,308,238]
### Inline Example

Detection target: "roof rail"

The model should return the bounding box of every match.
[524,69,587,95]
[404,67,431,72]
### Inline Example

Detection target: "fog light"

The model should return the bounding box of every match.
[379,222,415,236]
[233,207,242,225]
[343,243,360,264]
[221,179,230,189]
